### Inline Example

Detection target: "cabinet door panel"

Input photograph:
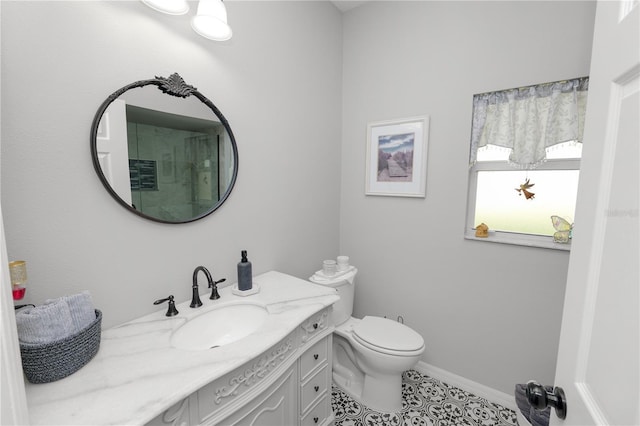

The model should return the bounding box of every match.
[224,367,298,426]
[199,334,296,423]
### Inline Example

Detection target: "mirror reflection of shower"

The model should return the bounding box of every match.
[92,75,238,224]
[125,105,232,222]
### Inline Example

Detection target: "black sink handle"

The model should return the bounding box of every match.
[154,295,179,317]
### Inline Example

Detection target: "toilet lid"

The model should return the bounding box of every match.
[352,316,424,352]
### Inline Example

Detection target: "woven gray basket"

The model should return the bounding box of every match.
[20,309,102,384]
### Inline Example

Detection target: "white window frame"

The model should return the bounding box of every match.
[465,158,580,250]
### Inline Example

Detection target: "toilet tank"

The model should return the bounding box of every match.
[309,268,357,326]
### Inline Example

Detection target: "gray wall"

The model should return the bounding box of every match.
[1,0,597,398]
[340,1,596,393]
[1,1,343,328]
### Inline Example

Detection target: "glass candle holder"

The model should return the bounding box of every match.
[322,260,337,276]
[9,260,27,300]
[337,255,350,271]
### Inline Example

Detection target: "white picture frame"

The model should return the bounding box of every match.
[365,116,429,197]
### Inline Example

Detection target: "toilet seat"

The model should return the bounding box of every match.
[352,316,425,357]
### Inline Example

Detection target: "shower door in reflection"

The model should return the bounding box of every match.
[127,121,224,222]
[184,135,222,218]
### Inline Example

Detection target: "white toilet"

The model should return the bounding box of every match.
[310,262,425,413]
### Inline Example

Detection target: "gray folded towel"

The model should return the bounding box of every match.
[46,291,95,333]
[16,291,95,345]
[16,302,74,344]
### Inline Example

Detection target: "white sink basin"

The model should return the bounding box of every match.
[171,303,268,351]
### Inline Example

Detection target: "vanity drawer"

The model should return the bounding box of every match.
[300,308,330,344]
[300,364,329,414]
[300,337,328,380]
[301,394,331,426]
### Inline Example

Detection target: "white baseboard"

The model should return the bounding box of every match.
[413,361,517,411]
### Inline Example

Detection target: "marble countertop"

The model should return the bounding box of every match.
[25,271,339,425]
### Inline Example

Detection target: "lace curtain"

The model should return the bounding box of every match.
[469,77,589,169]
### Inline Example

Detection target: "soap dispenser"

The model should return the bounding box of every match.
[237,250,253,291]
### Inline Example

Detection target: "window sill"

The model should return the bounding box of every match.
[464,230,571,251]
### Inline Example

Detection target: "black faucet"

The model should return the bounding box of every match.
[191,266,213,308]
[154,295,179,316]
[209,278,226,300]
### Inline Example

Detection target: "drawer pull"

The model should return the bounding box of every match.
[314,385,319,392]
[313,323,318,330]
[313,354,319,360]
[314,416,319,424]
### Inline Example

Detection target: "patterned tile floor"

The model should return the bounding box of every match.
[331,369,519,426]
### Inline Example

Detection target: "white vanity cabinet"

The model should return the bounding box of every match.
[24,272,340,426]
[147,307,334,426]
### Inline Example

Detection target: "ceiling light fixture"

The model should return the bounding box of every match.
[141,0,190,15]
[190,0,233,41]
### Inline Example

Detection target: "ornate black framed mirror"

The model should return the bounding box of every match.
[90,73,238,224]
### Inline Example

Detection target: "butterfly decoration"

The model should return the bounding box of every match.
[515,179,535,199]
[551,215,573,243]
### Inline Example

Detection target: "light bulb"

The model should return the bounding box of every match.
[191,0,232,41]
[141,0,189,15]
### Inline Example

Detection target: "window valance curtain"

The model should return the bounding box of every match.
[469,77,589,169]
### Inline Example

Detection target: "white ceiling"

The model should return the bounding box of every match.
[331,1,369,13]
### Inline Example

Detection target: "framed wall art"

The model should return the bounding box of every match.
[365,116,429,197]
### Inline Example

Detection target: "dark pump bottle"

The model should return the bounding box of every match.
[237,250,253,291]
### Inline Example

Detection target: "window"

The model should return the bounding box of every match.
[466,77,588,250]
